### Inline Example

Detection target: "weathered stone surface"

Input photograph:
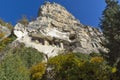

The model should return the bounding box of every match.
[14,2,106,57]
[14,23,28,39]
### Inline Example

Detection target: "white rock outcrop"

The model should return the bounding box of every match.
[14,23,28,39]
[14,24,63,58]
[14,2,106,58]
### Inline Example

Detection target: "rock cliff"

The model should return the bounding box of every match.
[13,2,106,58]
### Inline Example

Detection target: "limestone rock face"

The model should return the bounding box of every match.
[14,23,28,39]
[0,25,11,41]
[14,2,106,57]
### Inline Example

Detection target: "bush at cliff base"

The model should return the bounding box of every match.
[0,44,44,80]
[45,53,119,80]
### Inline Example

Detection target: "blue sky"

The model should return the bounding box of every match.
[0,0,119,27]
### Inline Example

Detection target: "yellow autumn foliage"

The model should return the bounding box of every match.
[90,57,104,63]
[0,37,12,51]
[111,67,117,73]
[0,33,4,38]
[30,62,46,80]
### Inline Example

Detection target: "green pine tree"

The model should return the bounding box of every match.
[100,0,120,73]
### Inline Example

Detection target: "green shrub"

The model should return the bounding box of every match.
[0,44,44,80]
[74,52,91,61]
[17,47,44,68]
[1,43,44,67]
[0,54,30,80]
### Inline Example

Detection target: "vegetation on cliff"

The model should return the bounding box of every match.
[0,44,44,80]
[0,19,13,30]
[100,0,120,75]
[0,19,16,51]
